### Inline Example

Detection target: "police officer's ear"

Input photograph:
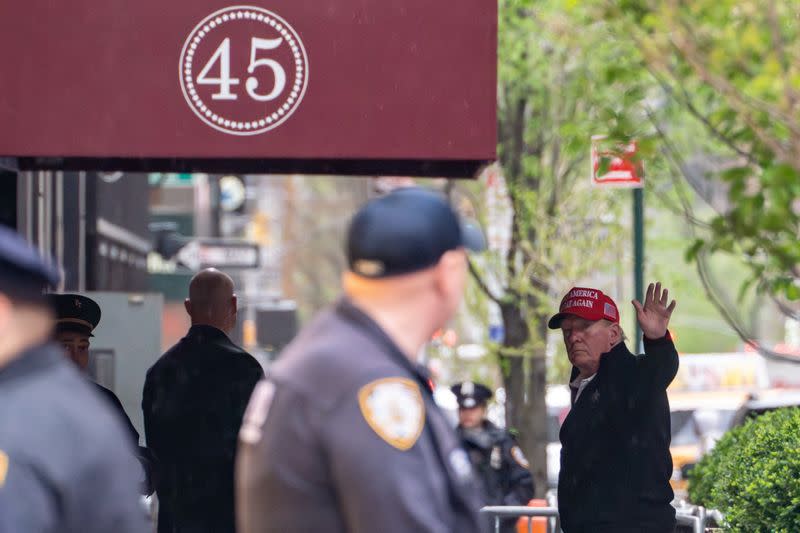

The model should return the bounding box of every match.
[434,249,468,302]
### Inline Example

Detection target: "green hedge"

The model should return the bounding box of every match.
[687,407,800,532]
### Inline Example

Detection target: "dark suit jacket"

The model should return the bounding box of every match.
[558,334,679,533]
[142,325,264,533]
[94,382,140,446]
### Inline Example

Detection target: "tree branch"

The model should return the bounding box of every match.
[649,67,755,164]
[468,256,503,305]
[668,29,798,161]
[769,294,800,322]
[696,250,800,364]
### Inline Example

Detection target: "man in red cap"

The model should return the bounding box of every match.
[549,282,678,533]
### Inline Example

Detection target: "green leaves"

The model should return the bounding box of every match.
[600,0,800,308]
[689,408,800,531]
[685,238,705,262]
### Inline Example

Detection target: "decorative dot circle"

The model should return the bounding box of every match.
[181,7,309,135]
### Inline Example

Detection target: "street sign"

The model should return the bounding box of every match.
[591,135,643,188]
[176,239,259,270]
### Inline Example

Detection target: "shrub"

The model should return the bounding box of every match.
[687,407,800,532]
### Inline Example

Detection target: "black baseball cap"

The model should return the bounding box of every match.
[347,187,485,278]
[0,225,60,301]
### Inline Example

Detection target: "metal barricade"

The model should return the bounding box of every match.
[675,511,704,533]
[480,505,560,533]
[481,502,722,533]
[480,499,723,533]
[674,502,725,533]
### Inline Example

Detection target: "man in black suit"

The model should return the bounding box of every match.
[550,283,679,533]
[143,268,264,533]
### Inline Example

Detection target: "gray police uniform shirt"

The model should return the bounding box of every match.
[236,298,485,533]
[0,344,149,533]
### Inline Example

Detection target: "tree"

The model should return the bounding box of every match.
[282,176,370,319]
[465,0,640,494]
[605,0,800,354]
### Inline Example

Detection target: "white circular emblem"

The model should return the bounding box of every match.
[179,5,309,136]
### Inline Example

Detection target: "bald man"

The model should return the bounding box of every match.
[142,269,264,533]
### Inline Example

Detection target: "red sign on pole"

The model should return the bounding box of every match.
[591,135,643,188]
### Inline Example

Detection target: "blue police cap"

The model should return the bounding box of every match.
[347,187,485,278]
[451,381,493,409]
[0,225,60,300]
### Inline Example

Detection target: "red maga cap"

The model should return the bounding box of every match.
[548,287,619,329]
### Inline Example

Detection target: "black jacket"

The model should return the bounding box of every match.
[142,325,264,533]
[94,382,155,495]
[458,421,535,533]
[457,421,534,506]
[558,334,679,533]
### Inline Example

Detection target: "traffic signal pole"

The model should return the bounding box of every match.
[633,187,644,352]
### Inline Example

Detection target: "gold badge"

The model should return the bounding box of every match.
[358,377,425,451]
[0,450,8,487]
[511,446,530,468]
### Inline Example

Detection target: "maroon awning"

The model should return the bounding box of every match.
[0,1,496,176]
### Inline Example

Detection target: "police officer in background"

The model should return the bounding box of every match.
[0,226,147,533]
[49,293,154,495]
[453,381,535,533]
[237,187,487,533]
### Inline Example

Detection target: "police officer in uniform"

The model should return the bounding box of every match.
[50,295,141,444]
[0,226,147,533]
[236,187,487,533]
[49,292,154,494]
[453,381,535,533]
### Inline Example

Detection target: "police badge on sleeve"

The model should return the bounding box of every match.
[511,445,530,469]
[358,377,425,451]
[239,380,276,445]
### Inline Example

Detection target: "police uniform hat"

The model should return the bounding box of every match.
[0,224,60,300]
[451,381,492,409]
[346,187,486,278]
[49,293,101,337]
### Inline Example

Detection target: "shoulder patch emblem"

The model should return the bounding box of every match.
[511,445,530,469]
[0,450,7,487]
[358,377,425,451]
[239,380,275,445]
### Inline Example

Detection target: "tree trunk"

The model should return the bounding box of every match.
[499,302,549,497]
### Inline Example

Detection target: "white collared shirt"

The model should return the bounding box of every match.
[570,373,596,404]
